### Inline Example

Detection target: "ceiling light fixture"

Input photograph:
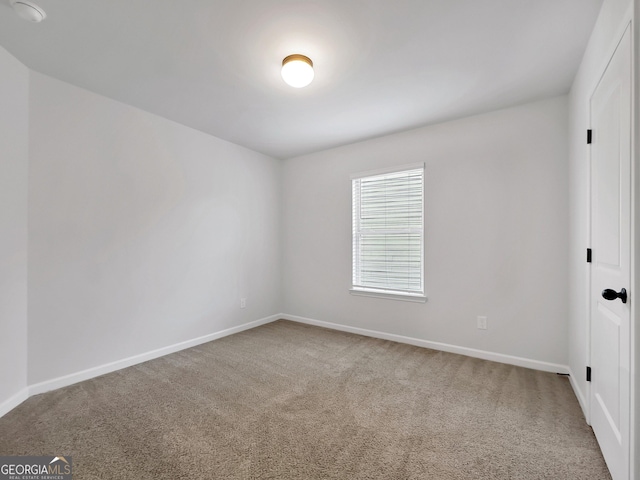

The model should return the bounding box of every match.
[281,54,314,88]
[10,0,46,22]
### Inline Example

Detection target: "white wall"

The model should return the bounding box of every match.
[282,96,569,366]
[0,48,29,408]
[27,72,281,385]
[0,47,29,410]
[567,0,632,415]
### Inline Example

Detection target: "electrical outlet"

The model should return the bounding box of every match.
[477,316,487,330]
[240,298,246,309]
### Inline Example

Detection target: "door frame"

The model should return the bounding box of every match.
[632,7,639,480]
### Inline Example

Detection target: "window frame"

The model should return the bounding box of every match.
[350,163,426,303]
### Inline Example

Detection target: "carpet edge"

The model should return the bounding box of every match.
[281,313,570,374]
[26,314,281,398]
[0,387,29,419]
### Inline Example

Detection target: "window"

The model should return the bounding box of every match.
[351,164,425,301]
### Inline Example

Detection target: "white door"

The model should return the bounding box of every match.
[589,25,631,480]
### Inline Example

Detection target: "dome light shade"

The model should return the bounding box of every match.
[281,54,314,88]
[10,0,46,22]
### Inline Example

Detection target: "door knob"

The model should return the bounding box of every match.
[601,288,627,304]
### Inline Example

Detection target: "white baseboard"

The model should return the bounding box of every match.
[280,313,570,374]
[28,314,281,397]
[0,388,29,418]
[5,312,571,419]
[568,367,590,423]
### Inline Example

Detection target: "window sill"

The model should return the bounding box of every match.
[349,288,427,303]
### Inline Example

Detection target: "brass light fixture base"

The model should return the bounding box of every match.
[282,54,313,68]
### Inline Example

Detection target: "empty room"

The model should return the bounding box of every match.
[0,0,638,479]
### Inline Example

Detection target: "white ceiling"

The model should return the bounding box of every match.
[0,0,603,159]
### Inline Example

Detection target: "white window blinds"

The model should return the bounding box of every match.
[352,165,424,298]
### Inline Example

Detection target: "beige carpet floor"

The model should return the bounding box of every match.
[0,320,610,479]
